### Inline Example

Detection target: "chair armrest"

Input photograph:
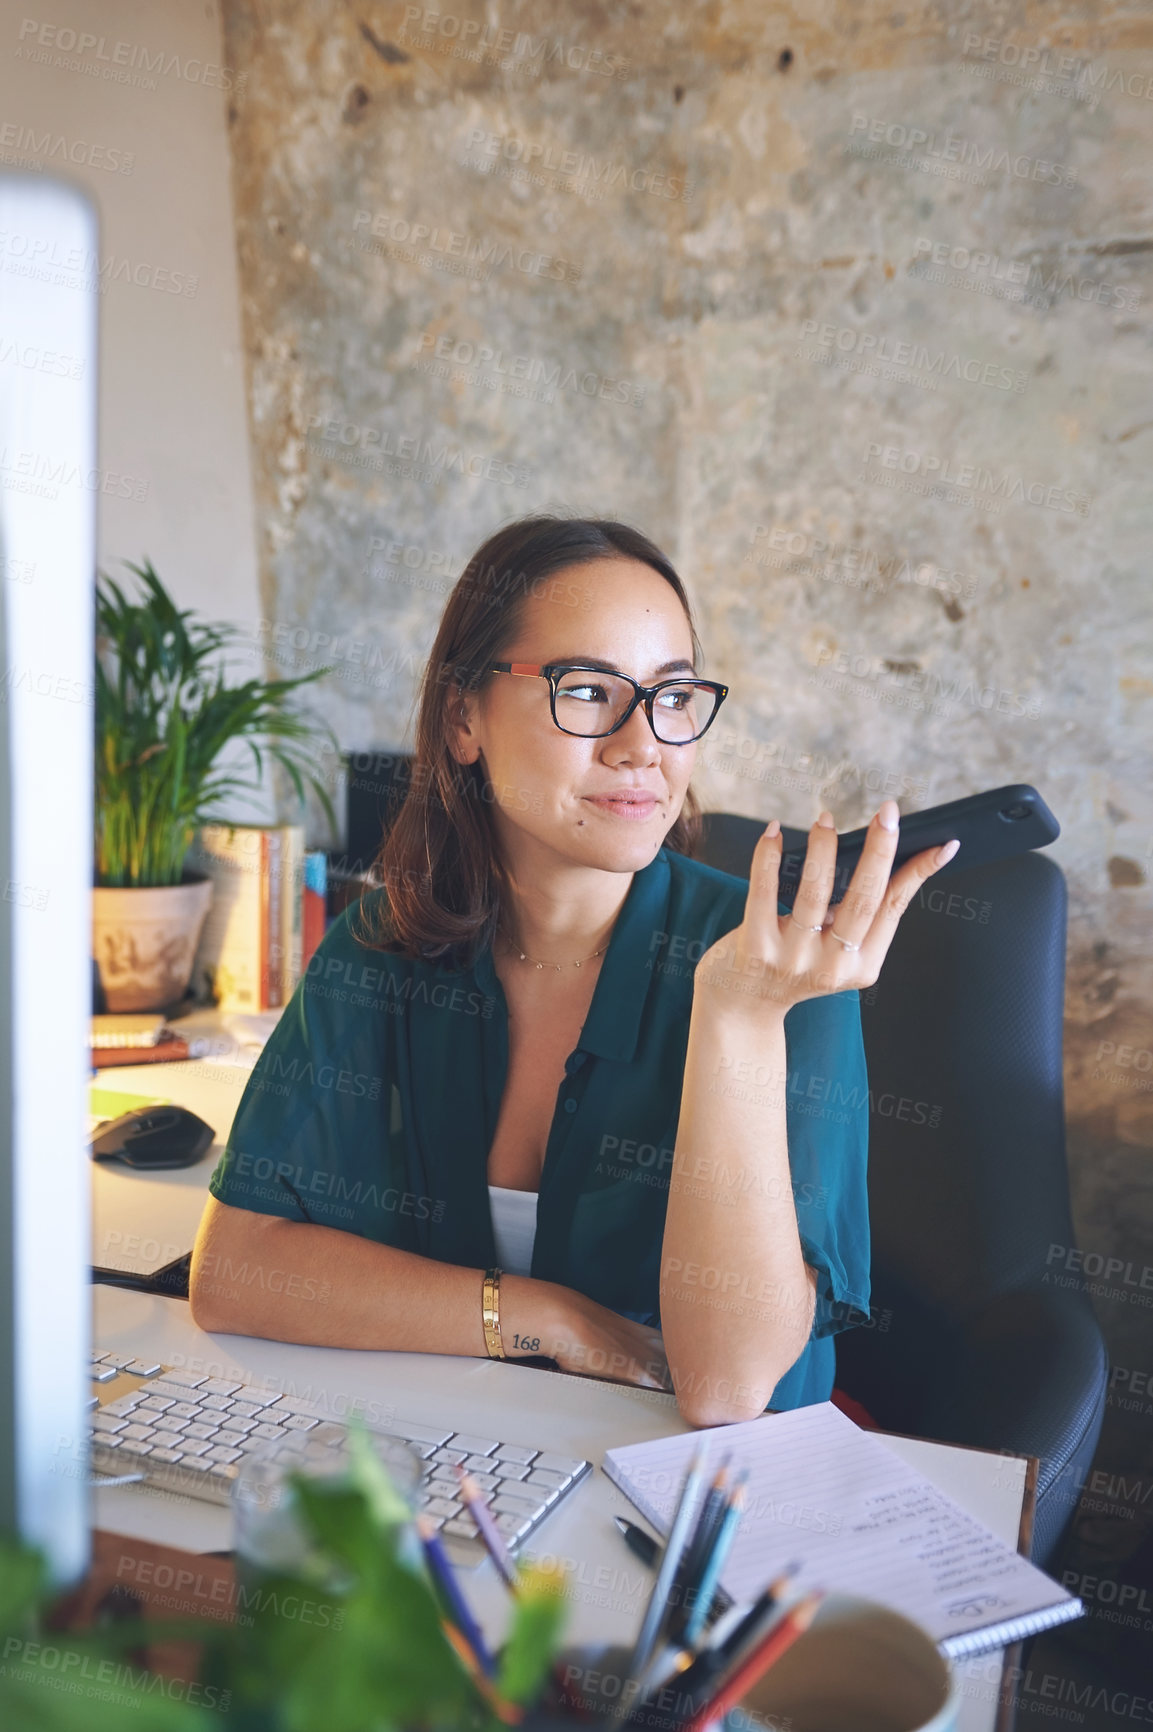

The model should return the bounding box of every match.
[838,1285,1106,1564]
[911,1288,1106,1564]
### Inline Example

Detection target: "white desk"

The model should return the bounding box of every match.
[90,1009,259,1276]
[89,1027,1024,1732]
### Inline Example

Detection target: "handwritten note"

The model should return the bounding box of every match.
[602,1402,1081,1657]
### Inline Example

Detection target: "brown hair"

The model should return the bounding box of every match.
[353,515,705,969]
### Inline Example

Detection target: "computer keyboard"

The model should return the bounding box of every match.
[88,1349,592,1564]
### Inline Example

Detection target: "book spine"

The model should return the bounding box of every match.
[283,825,305,999]
[301,850,327,972]
[264,831,283,1010]
[190,824,265,1011]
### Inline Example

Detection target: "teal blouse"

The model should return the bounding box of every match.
[207,845,871,1411]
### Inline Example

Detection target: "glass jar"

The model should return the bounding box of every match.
[232,1421,424,1587]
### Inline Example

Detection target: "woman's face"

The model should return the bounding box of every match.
[449,557,700,876]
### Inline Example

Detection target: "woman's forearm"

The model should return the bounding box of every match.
[661,1000,815,1426]
[189,1195,559,1359]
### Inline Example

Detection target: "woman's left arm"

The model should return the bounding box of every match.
[660,801,959,1427]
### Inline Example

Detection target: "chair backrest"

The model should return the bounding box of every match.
[694,811,1078,1314]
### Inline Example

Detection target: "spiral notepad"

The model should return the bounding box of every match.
[602,1401,1083,1659]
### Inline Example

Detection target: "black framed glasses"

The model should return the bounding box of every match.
[487,662,729,744]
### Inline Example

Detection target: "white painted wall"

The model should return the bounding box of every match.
[1,0,260,626]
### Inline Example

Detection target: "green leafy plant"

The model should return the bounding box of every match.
[0,1533,213,1731]
[95,560,339,888]
[0,1428,569,1732]
[209,1424,568,1732]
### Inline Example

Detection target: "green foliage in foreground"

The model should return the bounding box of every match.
[0,1533,214,1731]
[1,1424,568,1732]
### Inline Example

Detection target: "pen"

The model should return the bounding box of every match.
[454,1466,519,1591]
[614,1516,661,1569]
[416,1514,495,1676]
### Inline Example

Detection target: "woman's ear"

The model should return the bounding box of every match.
[446,685,479,765]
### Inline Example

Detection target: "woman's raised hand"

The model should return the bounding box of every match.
[694,799,960,1019]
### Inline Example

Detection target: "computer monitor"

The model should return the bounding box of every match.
[0,174,98,1583]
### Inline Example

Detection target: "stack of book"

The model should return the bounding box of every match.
[89,1014,192,1069]
[188,825,328,1013]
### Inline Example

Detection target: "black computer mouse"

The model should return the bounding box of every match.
[90,1105,216,1169]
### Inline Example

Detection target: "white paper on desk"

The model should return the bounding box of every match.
[189,1010,287,1068]
[601,1401,1082,1658]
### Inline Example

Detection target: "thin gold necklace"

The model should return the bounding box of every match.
[497,921,612,972]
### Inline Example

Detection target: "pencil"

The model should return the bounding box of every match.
[623,1565,800,1728]
[676,1591,823,1732]
[681,1476,746,1648]
[614,1519,735,1633]
[667,1456,730,1644]
[440,1621,521,1726]
[714,1563,801,1662]
[617,1442,711,1712]
[417,1513,495,1676]
[452,1472,589,1719]
[454,1465,519,1590]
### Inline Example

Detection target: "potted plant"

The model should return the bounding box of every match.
[6,1425,569,1731]
[93,560,338,1014]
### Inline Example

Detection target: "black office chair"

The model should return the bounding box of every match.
[696,812,1108,1567]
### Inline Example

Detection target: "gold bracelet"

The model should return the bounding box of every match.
[481,1267,506,1360]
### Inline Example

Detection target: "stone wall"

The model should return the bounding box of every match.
[221,1,1152,1482]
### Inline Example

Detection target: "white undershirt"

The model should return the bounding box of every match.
[488,1183,539,1277]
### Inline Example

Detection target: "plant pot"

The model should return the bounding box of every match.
[91,876,214,1013]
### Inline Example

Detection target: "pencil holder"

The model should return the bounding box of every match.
[731,1594,960,1732]
[525,1641,749,1729]
[526,1596,959,1731]
[524,1642,649,1727]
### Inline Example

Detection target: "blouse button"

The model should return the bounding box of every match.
[563,1098,578,1115]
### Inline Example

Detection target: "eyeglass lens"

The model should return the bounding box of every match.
[553,669,718,741]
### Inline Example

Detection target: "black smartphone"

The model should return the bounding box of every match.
[776,783,1060,910]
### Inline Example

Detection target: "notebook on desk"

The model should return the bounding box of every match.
[602,1401,1082,1659]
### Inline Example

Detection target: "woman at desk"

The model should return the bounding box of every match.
[190,516,956,1426]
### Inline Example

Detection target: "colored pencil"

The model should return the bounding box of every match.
[667,1456,730,1643]
[681,1475,746,1648]
[454,1464,519,1589]
[676,1591,823,1732]
[615,1517,736,1631]
[696,1591,760,1656]
[615,1442,710,1718]
[713,1563,801,1663]
[624,1565,797,1723]
[440,1621,522,1725]
[442,1476,583,1717]
[417,1514,495,1676]
[454,1462,586,1723]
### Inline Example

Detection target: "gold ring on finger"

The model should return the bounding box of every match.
[829,928,862,952]
[790,914,824,934]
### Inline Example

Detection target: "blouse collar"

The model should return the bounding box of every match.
[471,847,672,1065]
